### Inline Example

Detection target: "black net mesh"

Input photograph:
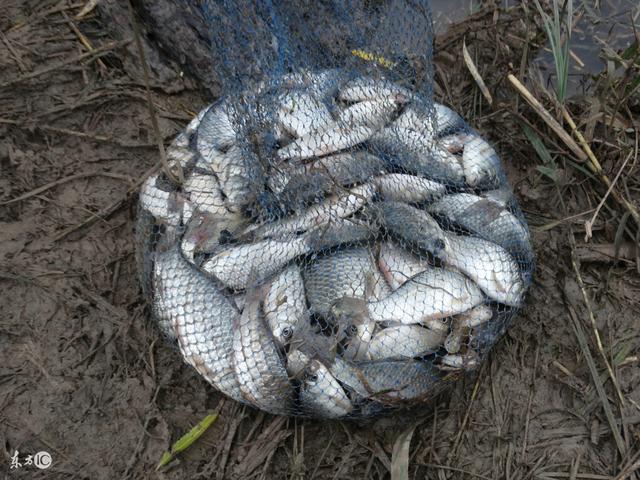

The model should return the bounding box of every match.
[135,0,534,418]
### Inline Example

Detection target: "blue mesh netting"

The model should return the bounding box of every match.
[136,0,534,418]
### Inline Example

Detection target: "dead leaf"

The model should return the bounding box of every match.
[75,0,100,20]
[390,425,416,480]
[463,39,493,106]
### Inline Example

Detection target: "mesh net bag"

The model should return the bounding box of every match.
[136,0,534,418]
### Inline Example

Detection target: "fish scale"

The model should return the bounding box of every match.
[153,247,243,402]
[356,360,441,402]
[303,247,391,317]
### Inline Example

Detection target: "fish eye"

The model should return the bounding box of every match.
[347,324,358,335]
[433,238,446,252]
[281,326,293,339]
[307,373,318,383]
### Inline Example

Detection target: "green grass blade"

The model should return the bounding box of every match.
[534,0,573,103]
[156,413,219,470]
[522,123,553,164]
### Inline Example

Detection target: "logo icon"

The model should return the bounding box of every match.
[33,451,52,470]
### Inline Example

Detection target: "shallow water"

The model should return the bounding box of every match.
[431,0,639,97]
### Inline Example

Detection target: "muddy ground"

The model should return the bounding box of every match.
[1,1,640,479]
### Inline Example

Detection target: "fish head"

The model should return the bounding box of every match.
[301,359,322,387]
[413,219,447,256]
[271,322,297,349]
[289,321,339,363]
[300,359,353,417]
[341,318,375,361]
[329,297,375,360]
[377,202,447,256]
[330,297,369,327]
[439,351,480,371]
[286,349,311,379]
[183,211,245,256]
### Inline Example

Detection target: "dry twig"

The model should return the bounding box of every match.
[0,40,129,89]
[126,0,183,185]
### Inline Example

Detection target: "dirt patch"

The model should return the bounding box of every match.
[1,1,639,479]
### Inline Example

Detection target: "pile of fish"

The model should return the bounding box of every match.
[136,69,533,418]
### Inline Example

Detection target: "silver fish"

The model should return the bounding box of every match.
[393,103,465,138]
[137,171,192,296]
[305,69,343,99]
[444,305,493,354]
[368,126,465,184]
[277,90,335,138]
[367,325,445,360]
[328,357,369,398]
[299,357,353,418]
[337,97,405,129]
[139,173,181,224]
[438,132,472,155]
[194,145,226,175]
[264,265,308,348]
[205,218,374,290]
[309,69,343,98]
[197,100,237,158]
[233,287,291,413]
[377,242,430,290]
[374,202,448,255]
[139,174,195,237]
[215,144,263,212]
[247,182,376,239]
[392,105,433,137]
[443,234,524,306]
[366,268,484,323]
[443,331,463,354]
[356,360,441,402]
[139,129,196,223]
[338,76,413,103]
[434,104,465,136]
[387,206,524,306]
[202,235,309,291]
[461,135,502,189]
[428,192,531,259]
[439,351,480,371]
[268,151,386,196]
[277,124,376,160]
[153,246,243,401]
[303,247,391,317]
[288,328,340,364]
[456,304,493,328]
[375,173,446,203]
[232,293,246,312]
